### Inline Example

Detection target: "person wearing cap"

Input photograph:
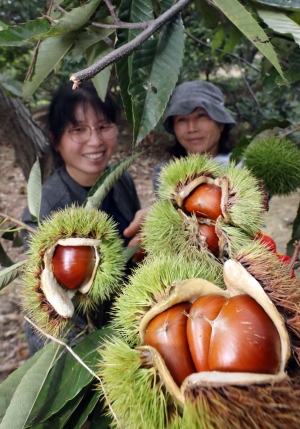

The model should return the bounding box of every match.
[153,80,236,193]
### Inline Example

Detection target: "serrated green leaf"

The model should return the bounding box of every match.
[63,387,101,429]
[22,31,79,99]
[160,0,174,14]
[116,0,153,124]
[195,0,221,29]
[87,41,113,101]
[129,14,184,146]
[84,154,141,211]
[0,344,55,424]
[211,0,284,78]
[27,159,42,222]
[222,24,243,56]
[71,25,114,60]
[252,0,300,12]
[30,386,89,429]
[212,24,225,52]
[26,328,114,426]
[0,241,14,267]
[257,9,300,47]
[287,201,300,256]
[0,343,62,429]
[0,19,51,46]
[45,0,101,37]
[0,260,26,290]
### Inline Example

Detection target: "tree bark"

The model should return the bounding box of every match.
[0,86,54,182]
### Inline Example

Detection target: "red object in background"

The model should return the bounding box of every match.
[254,231,277,253]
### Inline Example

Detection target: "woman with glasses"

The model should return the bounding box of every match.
[21,80,145,354]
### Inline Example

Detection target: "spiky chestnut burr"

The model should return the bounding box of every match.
[109,255,224,346]
[143,155,265,261]
[97,247,300,429]
[243,136,300,196]
[21,205,125,337]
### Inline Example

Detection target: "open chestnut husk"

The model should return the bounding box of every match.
[21,206,125,337]
[143,155,266,262]
[98,251,300,429]
[140,262,289,391]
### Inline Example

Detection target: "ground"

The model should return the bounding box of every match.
[0,128,300,383]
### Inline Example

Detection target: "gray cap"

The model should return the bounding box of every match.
[163,80,236,135]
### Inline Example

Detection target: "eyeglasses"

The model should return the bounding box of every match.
[67,123,117,143]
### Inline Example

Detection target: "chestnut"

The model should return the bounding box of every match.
[52,245,96,290]
[198,224,219,255]
[184,183,222,220]
[144,301,196,386]
[187,294,281,374]
[187,294,227,371]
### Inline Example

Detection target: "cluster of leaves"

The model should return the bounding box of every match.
[0,0,300,144]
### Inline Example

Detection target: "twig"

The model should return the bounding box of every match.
[90,20,151,29]
[237,58,267,119]
[103,0,119,23]
[289,240,300,270]
[24,316,120,428]
[185,31,261,73]
[53,1,67,14]
[278,125,300,139]
[0,212,37,235]
[70,0,192,87]
[24,40,41,82]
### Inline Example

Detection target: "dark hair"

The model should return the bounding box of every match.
[48,80,120,151]
[168,123,236,158]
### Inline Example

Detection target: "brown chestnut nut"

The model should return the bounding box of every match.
[52,245,95,290]
[144,302,196,386]
[187,294,281,374]
[198,224,219,255]
[184,183,222,220]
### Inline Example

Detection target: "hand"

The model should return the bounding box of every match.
[123,208,148,263]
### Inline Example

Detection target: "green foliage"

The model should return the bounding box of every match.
[0,260,27,290]
[84,154,141,210]
[0,342,63,428]
[0,328,114,428]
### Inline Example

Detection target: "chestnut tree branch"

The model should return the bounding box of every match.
[0,212,37,235]
[24,316,121,428]
[70,0,192,87]
[90,20,151,29]
[278,124,300,139]
[103,0,119,22]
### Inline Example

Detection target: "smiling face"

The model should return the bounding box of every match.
[173,108,224,157]
[56,103,118,187]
